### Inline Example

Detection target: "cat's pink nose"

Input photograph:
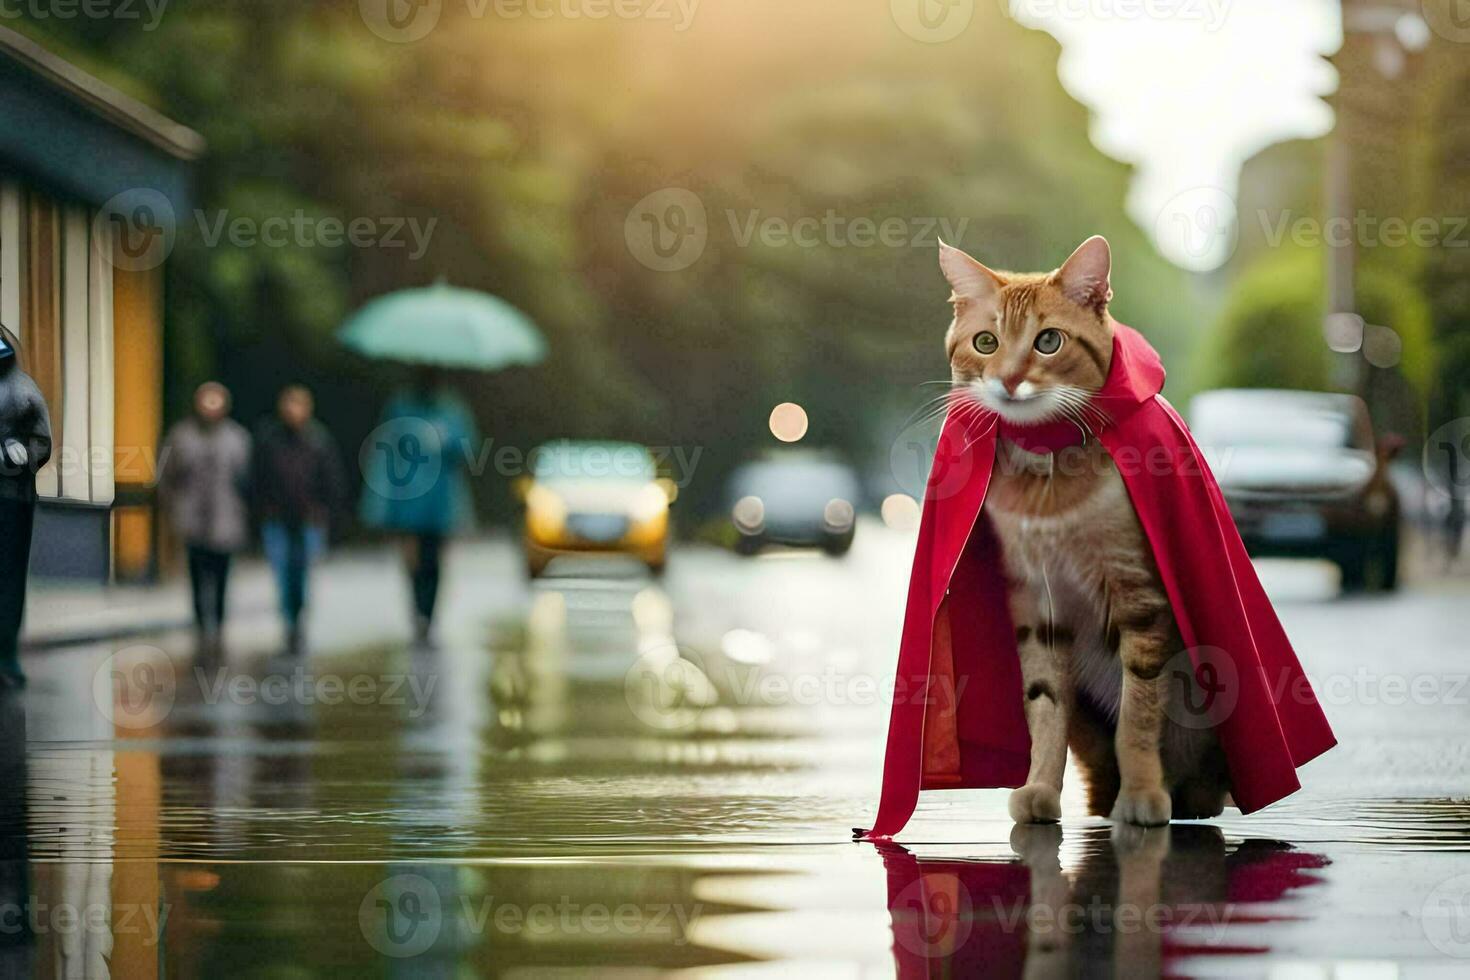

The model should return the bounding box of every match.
[1001,375,1025,396]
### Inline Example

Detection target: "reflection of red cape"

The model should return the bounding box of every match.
[859,323,1335,841]
[876,832,1329,976]
[877,843,1031,976]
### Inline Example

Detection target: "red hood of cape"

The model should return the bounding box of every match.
[858,321,1335,841]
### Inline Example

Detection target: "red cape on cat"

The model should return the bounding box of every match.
[858,321,1336,841]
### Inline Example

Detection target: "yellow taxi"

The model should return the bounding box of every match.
[520,441,673,577]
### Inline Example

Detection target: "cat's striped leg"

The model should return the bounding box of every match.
[1110,615,1174,826]
[1007,587,1073,824]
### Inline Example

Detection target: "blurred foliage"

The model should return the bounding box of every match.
[1358,263,1435,397]
[1202,250,1333,393]
[1203,247,1433,433]
[1229,16,1470,433]
[14,0,1204,520]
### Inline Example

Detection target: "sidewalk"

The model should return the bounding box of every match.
[21,536,529,653]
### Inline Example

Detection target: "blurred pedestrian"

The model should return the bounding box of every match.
[159,382,252,650]
[1445,455,1465,571]
[359,368,477,646]
[0,326,51,688]
[252,385,346,657]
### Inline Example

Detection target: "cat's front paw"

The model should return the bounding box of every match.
[1110,786,1171,826]
[1008,783,1062,824]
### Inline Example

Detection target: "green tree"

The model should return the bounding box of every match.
[1203,247,1433,437]
[14,0,1206,519]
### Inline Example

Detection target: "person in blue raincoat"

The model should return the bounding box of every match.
[359,368,478,645]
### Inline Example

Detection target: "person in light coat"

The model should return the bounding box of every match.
[159,381,252,647]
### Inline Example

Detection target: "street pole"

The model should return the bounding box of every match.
[1327,0,1426,396]
[1325,0,1362,393]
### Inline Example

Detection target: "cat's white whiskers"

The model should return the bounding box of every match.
[955,401,1000,455]
[903,392,967,431]
[1050,385,1108,440]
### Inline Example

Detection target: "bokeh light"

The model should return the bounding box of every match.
[1363,324,1402,369]
[880,493,921,531]
[768,402,809,443]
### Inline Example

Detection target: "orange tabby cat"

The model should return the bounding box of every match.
[940,236,1231,826]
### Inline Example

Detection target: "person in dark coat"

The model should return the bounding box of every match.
[252,385,346,656]
[159,381,252,647]
[0,326,52,686]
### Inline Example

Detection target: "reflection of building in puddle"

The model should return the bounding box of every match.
[18,644,168,978]
[878,825,1328,978]
[0,691,31,978]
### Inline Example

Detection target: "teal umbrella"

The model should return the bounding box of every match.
[338,283,547,370]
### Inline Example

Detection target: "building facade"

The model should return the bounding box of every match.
[0,26,201,581]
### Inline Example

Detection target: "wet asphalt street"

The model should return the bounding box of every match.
[5,524,1470,977]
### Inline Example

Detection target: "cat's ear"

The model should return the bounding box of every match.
[1055,235,1112,311]
[938,240,1004,310]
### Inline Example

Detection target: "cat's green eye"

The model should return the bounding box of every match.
[972,331,999,355]
[1034,328,1064,355]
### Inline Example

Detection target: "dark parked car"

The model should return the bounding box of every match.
[1190,389,1401,591]
[726,452,861,556]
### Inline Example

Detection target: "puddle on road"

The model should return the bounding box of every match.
[6,556,1469,975]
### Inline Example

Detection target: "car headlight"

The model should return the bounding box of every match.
[823,498,855,531]
[732,495,765,534]
[526,484,567,537]
[630,482,670,523]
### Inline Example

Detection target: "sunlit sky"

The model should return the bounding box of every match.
[1010,0,1342,270]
